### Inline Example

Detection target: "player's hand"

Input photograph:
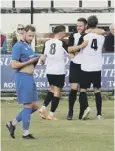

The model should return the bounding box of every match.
[68,53,75,58]
[39,55,46,65]
[40,60,45,65]
[68,45,80,53]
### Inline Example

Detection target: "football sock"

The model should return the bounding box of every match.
[95,92,102,115]
[68,89,77,111]
[23,130,29,136]
[79,92,88,119]
[43,91,54,107]
[50,96,60,112]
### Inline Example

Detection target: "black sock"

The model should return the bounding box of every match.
[68,89,77,111]
[43,91,54,107]
[31,108,38,114]
[79,92,88,119]
[95,92,102,116]
[51,96,60,112]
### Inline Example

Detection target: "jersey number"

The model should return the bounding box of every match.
[91,39,98,51]
[50,43,56,55]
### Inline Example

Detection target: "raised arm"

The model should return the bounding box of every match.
[68,33,88,53]
[68,40,88,53]
[86,28,105,35]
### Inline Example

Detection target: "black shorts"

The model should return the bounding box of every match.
[80,70,101,89]
[47,74,65,88]
[69,61,82,83]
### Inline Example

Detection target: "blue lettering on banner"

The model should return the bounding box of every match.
[1,54,114,92]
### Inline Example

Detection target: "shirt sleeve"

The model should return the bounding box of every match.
[78,33,87,45]
[62,41,68,52]
[68,33,75,46]
[12,43,22,61]
[83,34,89,41]
[42,42,48,56]
[41,43,45,54]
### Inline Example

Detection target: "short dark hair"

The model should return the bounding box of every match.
[87,15,98,28]
[53,25,66,34]
[24,25,36,32]
[77,18,87,25]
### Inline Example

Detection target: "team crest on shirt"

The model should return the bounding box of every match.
[25,48,28,50]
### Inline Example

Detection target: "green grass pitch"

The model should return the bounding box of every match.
[1,99,114,151]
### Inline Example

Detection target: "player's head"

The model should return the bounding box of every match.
[53,25,66,39]
[109,23,115,35]
[77,18,87,33]
[17,24,24,34]
[23,25,36,44]
[87,15,98,28]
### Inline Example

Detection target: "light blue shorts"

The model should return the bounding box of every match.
[15,72,39,104]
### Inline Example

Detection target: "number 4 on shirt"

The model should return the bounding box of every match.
[91,39,98,51]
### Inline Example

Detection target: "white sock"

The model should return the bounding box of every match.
[23,130,29,136]
[12,118,18,126]
[49,112,54,116]
[41,106,46,111]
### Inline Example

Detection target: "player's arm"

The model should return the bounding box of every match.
[68,40,88,53]
[86,28,105,35]
[11,58,39,69]
[33,54,40,67]
[68,33,88,53]
[39,54,46,65]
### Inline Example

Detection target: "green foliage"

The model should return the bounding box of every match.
[35,39,44,53]
[7,31,17,52]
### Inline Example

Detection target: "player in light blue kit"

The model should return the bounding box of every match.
[6,25,39,139]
